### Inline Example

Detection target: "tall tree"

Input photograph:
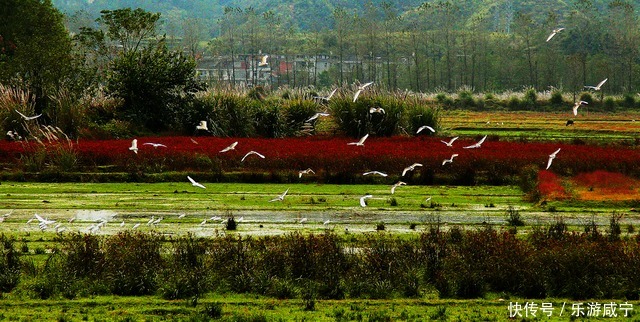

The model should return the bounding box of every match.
[0,0,73,116]
[98,8,161,54]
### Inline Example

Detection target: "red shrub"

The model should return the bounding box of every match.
[537,170,569,199]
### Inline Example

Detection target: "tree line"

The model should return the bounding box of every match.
[1,0,640,135]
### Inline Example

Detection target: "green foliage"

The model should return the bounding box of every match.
[550,91,564,105]
[506,206,525,227]
[104,232,163,296]
[191,91,256,137]
[107,41,202,131]
[580,92,594,104]
[0,0,73,116]
[603,96,616,112]
[97,8,161,53]
[0,235,21,293]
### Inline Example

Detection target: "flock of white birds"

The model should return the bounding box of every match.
[7,28,607,232]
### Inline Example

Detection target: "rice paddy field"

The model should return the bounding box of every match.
[2,109,640,321]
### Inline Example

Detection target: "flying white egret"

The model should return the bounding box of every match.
[323,219,331,226]
[363,171,388,177]
[200,219,207,226]
[258,55,268,67]
[573,101,588,116]
[187,176,206,189]
[178,213,186,219]
[35,214,55,226]
[269,188,289,202]
[584,78,608,91]
[299,217,308,224]
[442,154,459,166]
[298,168,315,178]
[190,138,199,145]
[402,163,423,176]
[425,196,432,202]
[463,135,487,149]
[15,110,42,121]
[210,216,222,221]
[416,125,435,134]
[129,139,138,154]
[237,216,244,222]
[441,137,459,147]
[132,223,141,230]
[360,195,373,207]
[196,120,208,131]
[369,107,385,114]
[313,88,337,102]
[220,141,238,153]
[152,217,163,225]
[241,150,265,162]
[353,81,373,102]
[143,142,167,148]
[347,134,369,147]
[120,221,125,227]
[546,27,565,42]
[146,216,155,225]
[391,181,407,194]
[306,112,330,122]
[546,148,561,170]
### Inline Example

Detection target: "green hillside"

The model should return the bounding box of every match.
[53,0,630,35]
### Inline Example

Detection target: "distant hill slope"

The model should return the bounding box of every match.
[53,0,636,35]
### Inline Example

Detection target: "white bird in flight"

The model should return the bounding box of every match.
[546,148,561,170]
[258,55,268,67]
[402,163,423,176]
[129,139,138,154]
[196,120,208,131]
[143,142,167,148]
[323,219,332,225]
[353,81,373,102]
[269,188,289,202]
[132,223,141,230]
[369,107,385,114]
[391,181,407,194]
[35,214,56,226]
[584,78,608,91]
[573,101,588,116]
[306,112,330,122]
[360,195,373,207]
[363,171,388,177]
[187,176,206,189]
[463,135,487,149]
[241,150,265,162]
[442,154,459,165]
[546,27,565,42]
[416,125,435,134]
[299,217,308,224]
[347,134,369,146]
[441,137,459,147]
[220,141,238,153]
[146,216,155,225]
[15,110,42,121]
[298,168,315,178]
[313,88,337,102]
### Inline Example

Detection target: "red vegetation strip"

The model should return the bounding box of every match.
[1,136,640,179]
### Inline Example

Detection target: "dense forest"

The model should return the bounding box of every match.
[53,0,640,93]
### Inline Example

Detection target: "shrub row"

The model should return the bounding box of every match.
[436,89,640,112]
[6,227,640,300]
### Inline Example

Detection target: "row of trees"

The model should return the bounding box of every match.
[208,1,640,92]
[2,1,640,135]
